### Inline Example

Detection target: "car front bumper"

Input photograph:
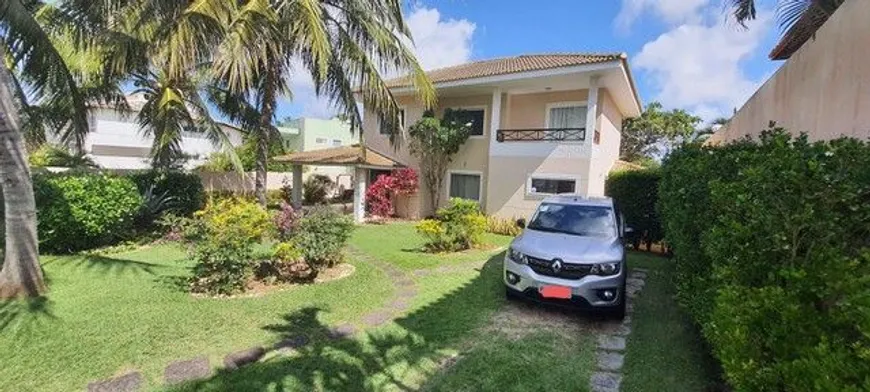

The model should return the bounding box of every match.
[503,253,625,309]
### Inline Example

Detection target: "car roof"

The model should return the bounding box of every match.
[540,194,614,207]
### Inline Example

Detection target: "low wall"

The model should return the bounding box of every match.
[198,170,354,194]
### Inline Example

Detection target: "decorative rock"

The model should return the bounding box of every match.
[328,324,357,339]
[273,335,309,352]
[223,346,266,370]
[362,310,393,327]
[590,371,622,392]
[596,351,625,372]
[597,335,626,351]
[164,356,211,385]
[87,372,143,392]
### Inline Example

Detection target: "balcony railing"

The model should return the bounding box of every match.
[496,128,586,142]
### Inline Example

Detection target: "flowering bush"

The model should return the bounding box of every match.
[365,168,419,218]
[273,201,300,241]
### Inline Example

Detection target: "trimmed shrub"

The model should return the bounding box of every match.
[293,207,354,277]
[34,172,142,253]
[486,216,522,237]
[303,174,334,205]
[184,199,271,294]
[605,168,662,250]
[658,129,870,391]
[417,198,487,252]
[127,171,204,217]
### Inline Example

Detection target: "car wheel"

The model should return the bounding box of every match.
[505,287,520,301]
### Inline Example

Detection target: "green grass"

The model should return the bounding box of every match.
[622,252,723,392]
[0,245,392,391]
[349,222,512,271]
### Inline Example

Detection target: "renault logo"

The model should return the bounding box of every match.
[552,259,563,273]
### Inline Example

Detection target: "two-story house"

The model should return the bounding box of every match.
[361,53,642,219]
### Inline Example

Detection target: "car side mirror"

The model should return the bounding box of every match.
[516,218,526,229]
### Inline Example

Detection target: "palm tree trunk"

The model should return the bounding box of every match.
[255,68,278,207]
[0,60,45,299]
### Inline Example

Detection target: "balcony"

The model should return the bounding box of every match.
[496,128,586,143]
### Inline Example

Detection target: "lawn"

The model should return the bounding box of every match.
[0,223,718,391]
[621,252,723,392]
[349,222,512,270]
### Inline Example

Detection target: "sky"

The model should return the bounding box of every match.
[277,0,785,124]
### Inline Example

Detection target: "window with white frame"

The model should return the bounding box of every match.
[449,108,485,136]
[546,103,587,129]
[315,137,327,144]
[528,176,577,195]
[332,139,342,146]
[449,172,481,201]
[379,108,405,135]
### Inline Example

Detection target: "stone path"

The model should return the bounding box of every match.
[589,268,648,392]
[85,248,422,391]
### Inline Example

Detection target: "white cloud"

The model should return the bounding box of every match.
[634,11,773,121]
[616,0,710,32]
[287,6,475,118]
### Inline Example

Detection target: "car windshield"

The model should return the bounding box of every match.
[527,203,616,237]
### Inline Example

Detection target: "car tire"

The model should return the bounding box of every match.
[505,287,520,301]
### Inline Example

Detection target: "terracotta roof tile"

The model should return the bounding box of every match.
[384,53,625,89]
[273,145,403,168]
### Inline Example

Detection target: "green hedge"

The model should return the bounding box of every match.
[34,172,143,253]
[126,171,204,217]
[658,129,870,391]
[605,168,662,250]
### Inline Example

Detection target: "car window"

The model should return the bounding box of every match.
[527,203,616,237]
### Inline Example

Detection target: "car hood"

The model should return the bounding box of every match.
[511,229,623,263]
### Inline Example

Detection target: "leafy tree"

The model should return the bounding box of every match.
[728,0,844,30]
[407,109,472,214]
[208,0,435,206]
[620,102,700,162]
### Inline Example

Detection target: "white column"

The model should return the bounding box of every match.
[489,89,502,146]
[291,164,303,209]
[586,75,600,146]
[353,166,367,223]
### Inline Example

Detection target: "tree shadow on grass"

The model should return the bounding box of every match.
[43,254,163,277]
[0,296,57,334]
[166,252,508,392]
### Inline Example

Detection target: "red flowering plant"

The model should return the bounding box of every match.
[365,168,418,219]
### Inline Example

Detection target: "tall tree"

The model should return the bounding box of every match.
[0,0,107,298]
[407,110,471,214]
[210,0,435,205]
[620,102,700,163]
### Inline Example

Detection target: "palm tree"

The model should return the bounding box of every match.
[0,0,105,298]
[728,0,845,30]
[210,0,436,205]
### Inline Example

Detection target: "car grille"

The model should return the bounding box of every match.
[526,256,592,280]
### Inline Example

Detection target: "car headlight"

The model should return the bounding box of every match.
[590,262,621,276]
[508,247,528,264]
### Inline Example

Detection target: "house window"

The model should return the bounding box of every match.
[594,130,601,145]
[332,139,342,146]
[450,108,485,136]
[529,176,576,195]
[315,137,327,144]
[449,172,481,201]
[547,104,587,129]
[379,108,405,135]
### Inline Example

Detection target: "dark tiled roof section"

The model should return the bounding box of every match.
[384,53,625,88]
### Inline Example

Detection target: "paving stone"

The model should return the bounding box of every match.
[387,298,410,311]
[626,303,635,314]
[395,278,415,287]
[223,346,266,370]
[397,287,418,298]
[633,267,649,273]
[164,356,211,385]
[362,310,393,327]
[273,335,309,353]
[622,315,633,326]
[630,271,648,280]
[627,278,645,288]
[597,335,626,351]
[596,351,625,372]
[611,323,632,336]
[87,372,143,392]
[590,371,622,392]
[328,324,357,339]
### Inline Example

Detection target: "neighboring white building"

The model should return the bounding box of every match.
[79,93,245,170]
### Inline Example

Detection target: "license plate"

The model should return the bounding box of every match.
[540,285,572,299]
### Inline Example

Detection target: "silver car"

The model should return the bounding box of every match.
[503,195,629,319]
